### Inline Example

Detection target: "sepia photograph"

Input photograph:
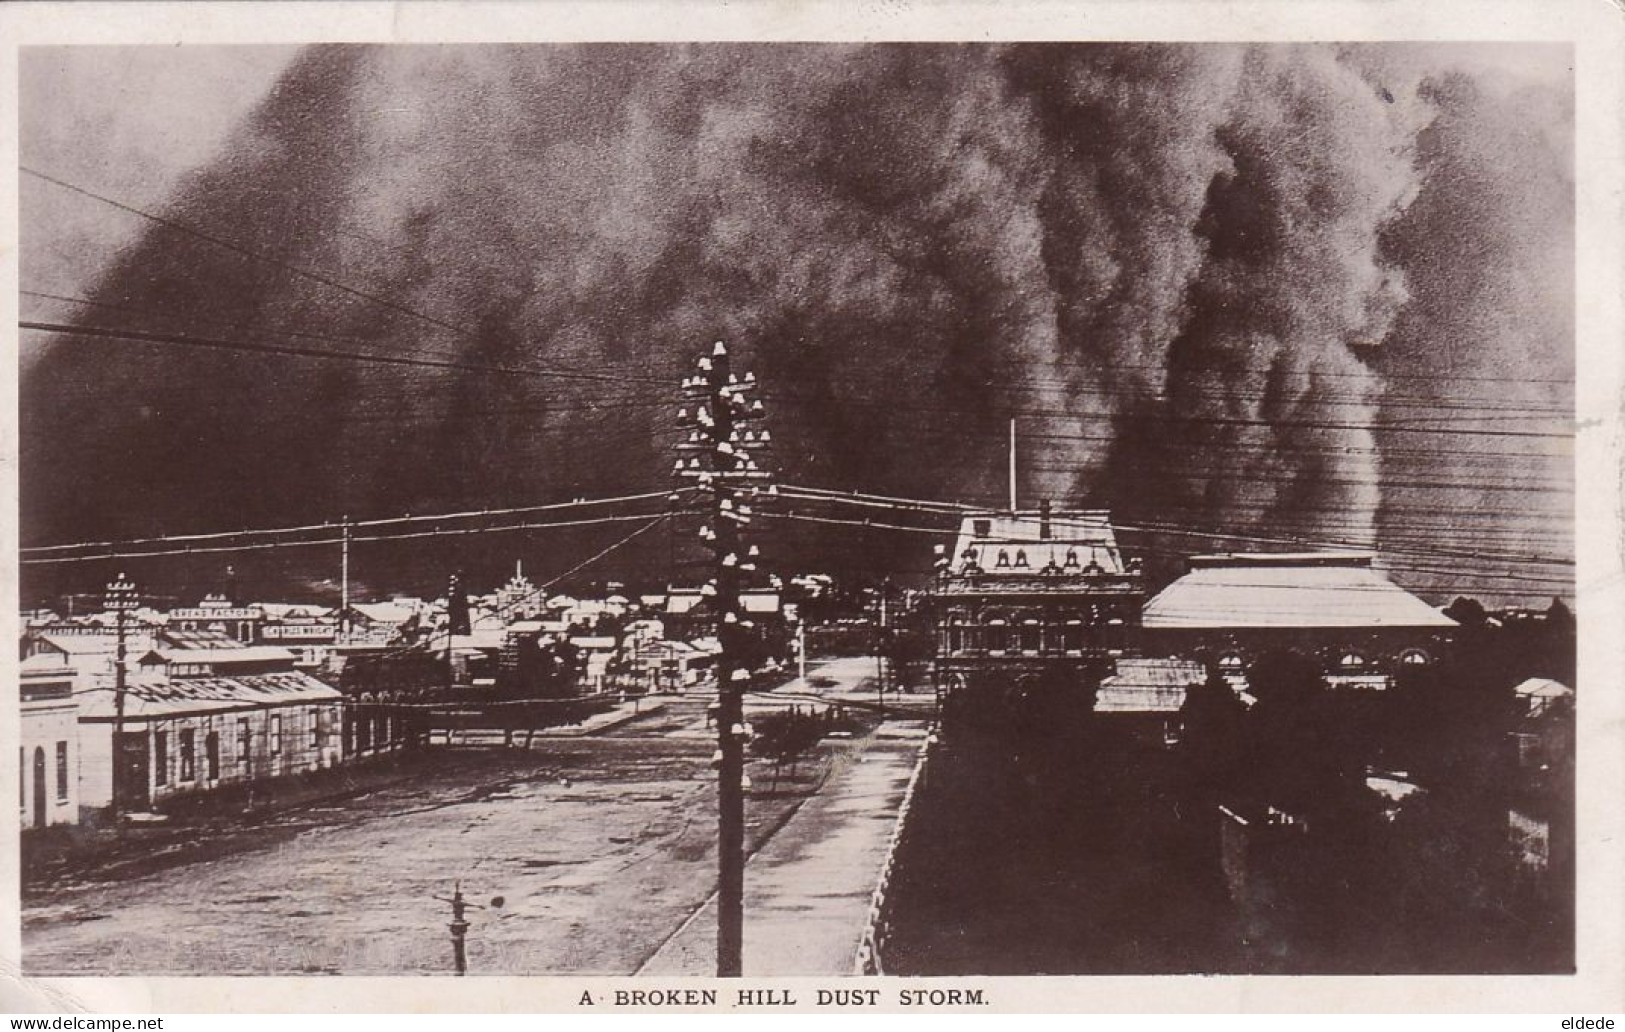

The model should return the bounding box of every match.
[4,3,1620,1013]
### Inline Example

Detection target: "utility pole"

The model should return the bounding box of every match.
[446,571,468,694]
[104,573,139,828]
[877,579,889,717]
[675,340,772,977]
[340,515,351,642]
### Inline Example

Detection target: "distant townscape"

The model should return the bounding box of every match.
[19,505,1575,975]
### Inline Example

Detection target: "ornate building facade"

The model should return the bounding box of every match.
[931,504,1145,719]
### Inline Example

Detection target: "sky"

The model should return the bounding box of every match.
[17,43,1575,607]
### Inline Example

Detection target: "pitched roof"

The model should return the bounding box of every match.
[161,628,247,649]
[349,602,417,625]
[950,510,1126,577]
[1514,677,1573,699]
[254,603,335,620]
[20,653,75,677]
[78,671,341,719]
[158,646,299,666]
[1095,657,1205,713]
[1142,554,1456,630]
[38,633,125,655]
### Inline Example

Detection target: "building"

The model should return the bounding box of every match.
[20,653,80,830]
[494,561,545,620]
[1140,553,1456,689]
[255,604,339,669]
[167,592,262,644]
[76,644,343,812]
[931,504,1145,709]
[1094,656,1205,714]
[22,626,160,698]
[339,601,421,645]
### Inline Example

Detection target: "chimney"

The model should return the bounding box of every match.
[1039,499,1052,540]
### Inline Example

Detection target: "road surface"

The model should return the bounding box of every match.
[23,658,912,976]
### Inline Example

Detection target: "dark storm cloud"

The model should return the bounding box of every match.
[19,43,1572,601]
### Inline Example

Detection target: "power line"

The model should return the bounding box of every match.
[20,508,691,566]
[22,488,693,556]
[752,389,1574,441]
[768,483,1574,568]
[20,321,668,392]
[20,166,673,388]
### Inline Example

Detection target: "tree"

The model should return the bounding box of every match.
[1443,596,1488,628]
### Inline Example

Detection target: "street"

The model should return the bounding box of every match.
[22,658,915,976]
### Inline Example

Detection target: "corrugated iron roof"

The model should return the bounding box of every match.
[1095,657,1205,713]
[78,671,341,719]
[1142,557,1456,630]
[159,646,299,666]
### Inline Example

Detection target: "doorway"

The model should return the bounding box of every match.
[31,746,46,829]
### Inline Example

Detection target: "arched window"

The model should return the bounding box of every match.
[1218,653,1244,671]
[1019,618,1040,652]
[1061,620,1085,653]
[1013,549,1029,568]
[1340,651,1367,670]
[1399,649,1430,666]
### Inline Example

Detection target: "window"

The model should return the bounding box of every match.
[179,729,196,781]
[154,731,169,786]
[56,742,69,801]
[271,714,283,756]
[1061,623,1084,653]
[1400,649,1430,666]
[238,719,252,765]
[205,732,220,780]
[1340,652,1367,670]
[1218,653,1245,671]
[1019,620,1040,652]
[313,708,326,749]
[1013,549,1029,568]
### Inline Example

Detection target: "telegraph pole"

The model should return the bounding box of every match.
[445,571,467,694]
[104,573,139,828]
[340,515,351,642]
[675,340,772,977]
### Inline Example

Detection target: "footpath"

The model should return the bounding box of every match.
[636,720,928,976]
